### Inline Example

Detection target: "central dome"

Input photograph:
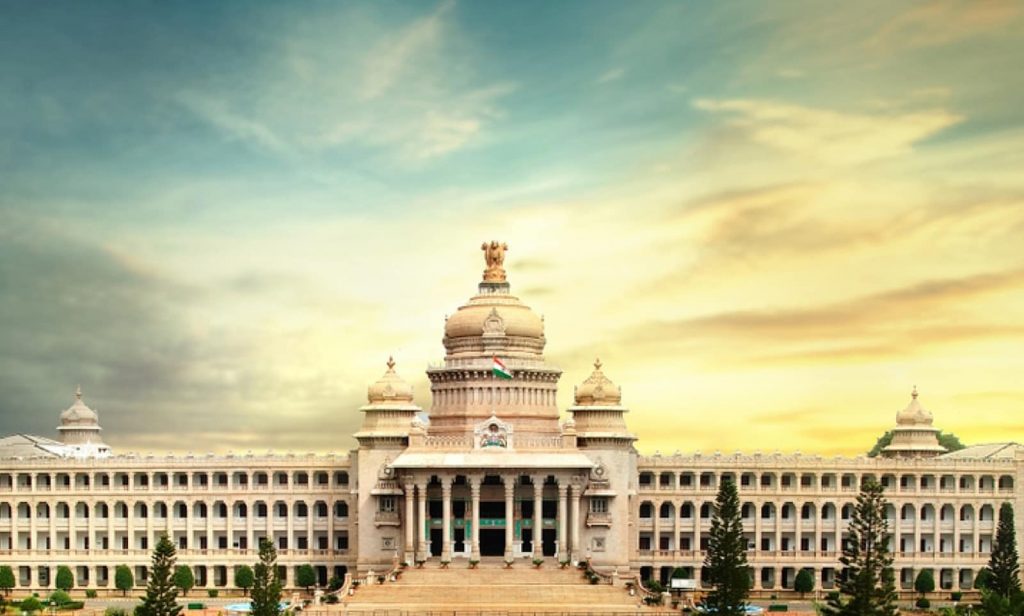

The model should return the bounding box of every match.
[441,248,547,361]
[444,291,545,340]
[426,242,562,438]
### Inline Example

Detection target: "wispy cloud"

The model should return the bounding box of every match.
[175,92,295,158]
[596,67,626,84]
[361,0,455,100]
[693,98,963,165]
[871,2,1023,50]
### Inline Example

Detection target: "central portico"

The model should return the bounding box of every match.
[353,242,636,576]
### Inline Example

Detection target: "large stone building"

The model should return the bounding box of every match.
[1,244,1021,596]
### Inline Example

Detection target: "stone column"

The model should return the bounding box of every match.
[814,498,823,557]
[754,499,763,559]
[653,500,661,555]
[125,500,134,553]
[673,500,682,556]
[266,498,274,555]
[532,477,543,558]
[403,482,415,564]
[570,482,581,561]
[557,483,568,561]
[285,499,294,555]
[470,478,481,559]
[913,502,922,557]
[952,506,961,558]
[185,499,194,555]
[246,499,255,554]
[417,482,428,560]
[225,501,233,554]
[972,501,980,557]
[504,478,515,560]
[441,477,452,560]
[794,504,801,555]
[306,499,314,557]
[893,501,902,556]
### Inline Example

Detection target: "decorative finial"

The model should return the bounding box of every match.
[480,240,509,282]
[386,356,395,371]
[912,385,918,399]
[75,384,82,401]
[594,358,602,370]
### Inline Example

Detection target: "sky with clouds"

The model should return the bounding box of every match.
[2,1,1023,457]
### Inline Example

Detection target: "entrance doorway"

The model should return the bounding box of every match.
[430,528,442,556]
[542,529,556,556]
[454,528,465,553]
[480,529,505,556]
[521,528,533,553]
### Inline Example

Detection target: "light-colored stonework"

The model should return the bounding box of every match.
[1,243,1020,597]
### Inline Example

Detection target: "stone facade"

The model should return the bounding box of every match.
[0,247,1020,595]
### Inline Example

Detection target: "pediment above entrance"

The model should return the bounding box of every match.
[474,414,514,450]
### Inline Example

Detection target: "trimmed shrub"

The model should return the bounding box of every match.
[61,601,85,610]
[207,589,219,598]
[48,590,71,606]
[85,590,98,599]
[104,608,128,616]
[951,591,963,601]
[646,580,665,594]
[327,576,343,592]
[916,597,931,609]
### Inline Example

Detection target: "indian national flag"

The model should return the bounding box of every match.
[492,356,513,379]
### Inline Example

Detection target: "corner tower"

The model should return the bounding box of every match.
[425,242,562,438]
[57,386,111,458]
[881,387,947,458]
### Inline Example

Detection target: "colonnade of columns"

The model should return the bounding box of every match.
[400,472,584,564]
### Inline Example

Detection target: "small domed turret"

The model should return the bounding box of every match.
[355,358,423,444]
[56,386,111,458]
[366,357,415,406]
[881,386,946,458]
[60,385,100,426]
[895,386,933,426]
[567,359,635,447]
[573,359,622,406]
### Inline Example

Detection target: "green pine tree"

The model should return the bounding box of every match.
[139,535,181,616]
[251,540,282,616]
[988,503,1022,598]
[823,479,898,616]
[702,479,750,616]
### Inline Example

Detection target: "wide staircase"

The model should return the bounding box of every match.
[340,559,668,615]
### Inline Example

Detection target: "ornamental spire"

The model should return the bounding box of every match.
[480,240,509,282]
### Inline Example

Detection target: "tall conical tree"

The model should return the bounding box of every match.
[988,503,1021,598]
[702,478,750,616]
[139,535,181,616]
[251,539,283,616]
[823,479,898,616]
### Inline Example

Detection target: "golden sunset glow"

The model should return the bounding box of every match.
[2,2,1023,456]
